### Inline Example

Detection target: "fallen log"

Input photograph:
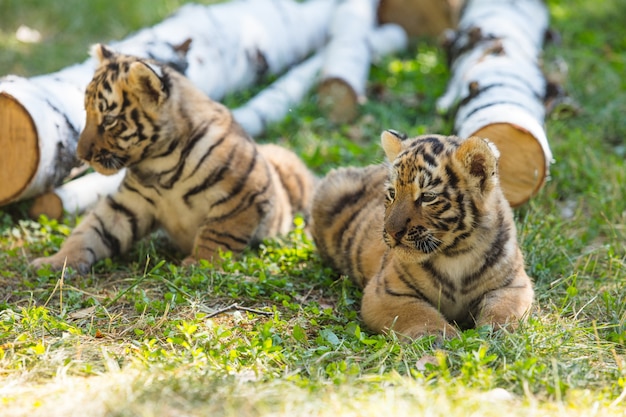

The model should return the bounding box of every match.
[236,23,408,134]
[436,0,553,207]
[0,0,336,207]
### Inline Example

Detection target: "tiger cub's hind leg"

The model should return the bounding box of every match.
[184,201,269,266]
[258,144,316,223]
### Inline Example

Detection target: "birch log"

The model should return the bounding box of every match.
[436,0,553,207]
[318,0,380,123]
[235,23,408,136]
[29,24,409,219]
[0,0,336,207]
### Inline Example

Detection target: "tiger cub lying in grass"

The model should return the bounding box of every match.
[312,130,534,340]
[31,44,315,274]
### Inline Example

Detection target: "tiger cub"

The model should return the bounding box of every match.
[31,44,315,274]
[311,130,534,339]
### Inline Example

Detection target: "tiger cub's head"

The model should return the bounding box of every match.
[381,130,501,256]
[77,44,172,175]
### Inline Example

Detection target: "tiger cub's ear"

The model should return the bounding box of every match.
[127,61,167,106]
[90,43,116,63]
[455,136,499,193]
[381,130,405,161]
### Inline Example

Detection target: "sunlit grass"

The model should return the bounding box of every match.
[1,0,626,415]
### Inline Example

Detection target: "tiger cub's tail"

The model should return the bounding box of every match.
[311,165,388,286]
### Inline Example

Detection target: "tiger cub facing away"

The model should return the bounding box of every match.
[312,130,534,340]
[31,44,315,274]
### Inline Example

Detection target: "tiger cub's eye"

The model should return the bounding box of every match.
[420,192,437,203]
[386,188,396,201]
[102,114,118,128]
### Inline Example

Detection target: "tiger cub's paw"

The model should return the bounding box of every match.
[30,252,93,275]
[396,322,460,343]
[181,255,226,270]
[181,256,198,267]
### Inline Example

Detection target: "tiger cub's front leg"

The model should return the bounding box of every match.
[476,272,534,331]
[31,193,155,274]
[361,267,459,341]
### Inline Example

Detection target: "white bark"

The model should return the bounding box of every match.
[436,0,553,168]
[232,52,325,138]
[0,0,336,204]
[233,23,408,137]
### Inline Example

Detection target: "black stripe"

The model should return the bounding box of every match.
[468,295,483,316]
[463,100,526,121]
[211,146,258,208]
[197,240,233,253]
[330,183,366,218]
[443,232,473,256]
[352,228,368,286]
[121,182,155,206]
[92,214,121,256]
[183,165,228,206]
[429,176,442,188]
[461,212,510,292]
[332,207,361,264]
[430,140,444,155]
[420,260,457,302]
[434,201,453,216]
[160,70,172,97]
[445,165,459,188]
[162,123,210,189]
[186,134,227,179]
[341,224,358,278]
[206,181,271,223]
[121,91,131,113]
[454,193,466,231]
[441,194,476,256]
[394,262,430,301]
[382,267,428,301]
[106,196,138,242]
[273,165,305,211]
[151,140,178,159]
[422,152,437,167]
[202,229,249,247]
[129,108,147,142]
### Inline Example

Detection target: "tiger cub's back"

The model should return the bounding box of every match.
[311,164,388,287]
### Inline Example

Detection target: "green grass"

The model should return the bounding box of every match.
[1,0,626,416]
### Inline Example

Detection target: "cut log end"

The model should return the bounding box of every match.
[0,93,39,205]
[378,0,463,37]
[28,192,64,221]
[318,78,359,124]
[473,123,547,208]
